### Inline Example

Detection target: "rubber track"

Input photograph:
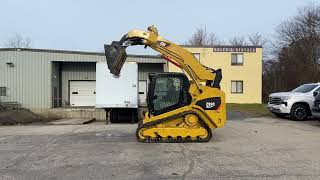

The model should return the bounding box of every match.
[136,111,212,143]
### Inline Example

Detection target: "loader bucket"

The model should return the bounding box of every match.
[104,41,127,76]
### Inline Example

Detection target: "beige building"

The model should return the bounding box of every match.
[167,45,263,104]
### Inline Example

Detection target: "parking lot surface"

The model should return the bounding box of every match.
[0,117,320,180]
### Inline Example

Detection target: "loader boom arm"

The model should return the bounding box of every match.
[105,26,219,86]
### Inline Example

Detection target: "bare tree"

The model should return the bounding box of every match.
[248,33,267,46]
[207,33,219,45]
[188,27,206,46]
[229,36,247,46]
[187,26,220,46]
[4,33,32,48]
[262,2,320,102]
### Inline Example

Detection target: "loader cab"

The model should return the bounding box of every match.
[147,73,192,116]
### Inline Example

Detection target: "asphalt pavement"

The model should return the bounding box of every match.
[0,117,320,180]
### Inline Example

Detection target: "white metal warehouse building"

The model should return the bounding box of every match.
[0,48,165,120]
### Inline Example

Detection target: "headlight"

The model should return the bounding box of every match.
[282,96,291,101]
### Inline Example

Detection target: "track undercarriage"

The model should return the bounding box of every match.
[136,111,213,143]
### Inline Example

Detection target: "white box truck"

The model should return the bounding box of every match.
[96,62,138,123]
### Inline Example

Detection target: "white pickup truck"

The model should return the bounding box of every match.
[268,83,320,120]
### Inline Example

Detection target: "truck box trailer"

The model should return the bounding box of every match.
[96,62,138,123]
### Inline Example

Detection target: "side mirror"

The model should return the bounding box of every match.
[313,91,319,97]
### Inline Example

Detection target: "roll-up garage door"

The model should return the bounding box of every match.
[69,81,96,106]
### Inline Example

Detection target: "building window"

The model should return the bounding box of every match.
[0,87,6,96]
[231,81,243,94]
[231,53,244,65]
[193,53,200,61]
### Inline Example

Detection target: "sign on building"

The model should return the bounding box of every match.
[213,47,256,53]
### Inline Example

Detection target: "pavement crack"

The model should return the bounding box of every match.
[180,145,195,180]
[2,127,80,170]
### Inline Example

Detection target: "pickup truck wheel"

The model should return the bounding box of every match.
[290,104,308,121]
[272,113,286,118]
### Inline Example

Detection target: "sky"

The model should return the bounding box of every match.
[0,0,315,54]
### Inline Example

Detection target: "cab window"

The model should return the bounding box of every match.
[292,84,318,93]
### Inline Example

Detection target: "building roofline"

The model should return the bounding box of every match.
[0,48,163,59]
[181,45,263,48]
[0,45,262,57]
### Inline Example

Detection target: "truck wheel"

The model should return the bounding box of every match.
[290,104,308,121]
[273,113,286,118]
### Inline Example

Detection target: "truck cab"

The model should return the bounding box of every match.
[268,83,320,120]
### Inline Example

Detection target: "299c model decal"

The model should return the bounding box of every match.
[195,97,221,110]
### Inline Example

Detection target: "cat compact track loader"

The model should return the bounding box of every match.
[104,26,226,143]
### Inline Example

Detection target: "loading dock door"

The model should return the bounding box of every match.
[70,81,96,106]
[139,81,147,105]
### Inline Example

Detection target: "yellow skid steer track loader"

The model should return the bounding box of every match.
[104,26,226,143]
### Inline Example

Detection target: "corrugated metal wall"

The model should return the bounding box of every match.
[138,63,164,82]
[52,62,60,107]
[0,49,165,109]
[0,50,104,109]
[0,51,52,108]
